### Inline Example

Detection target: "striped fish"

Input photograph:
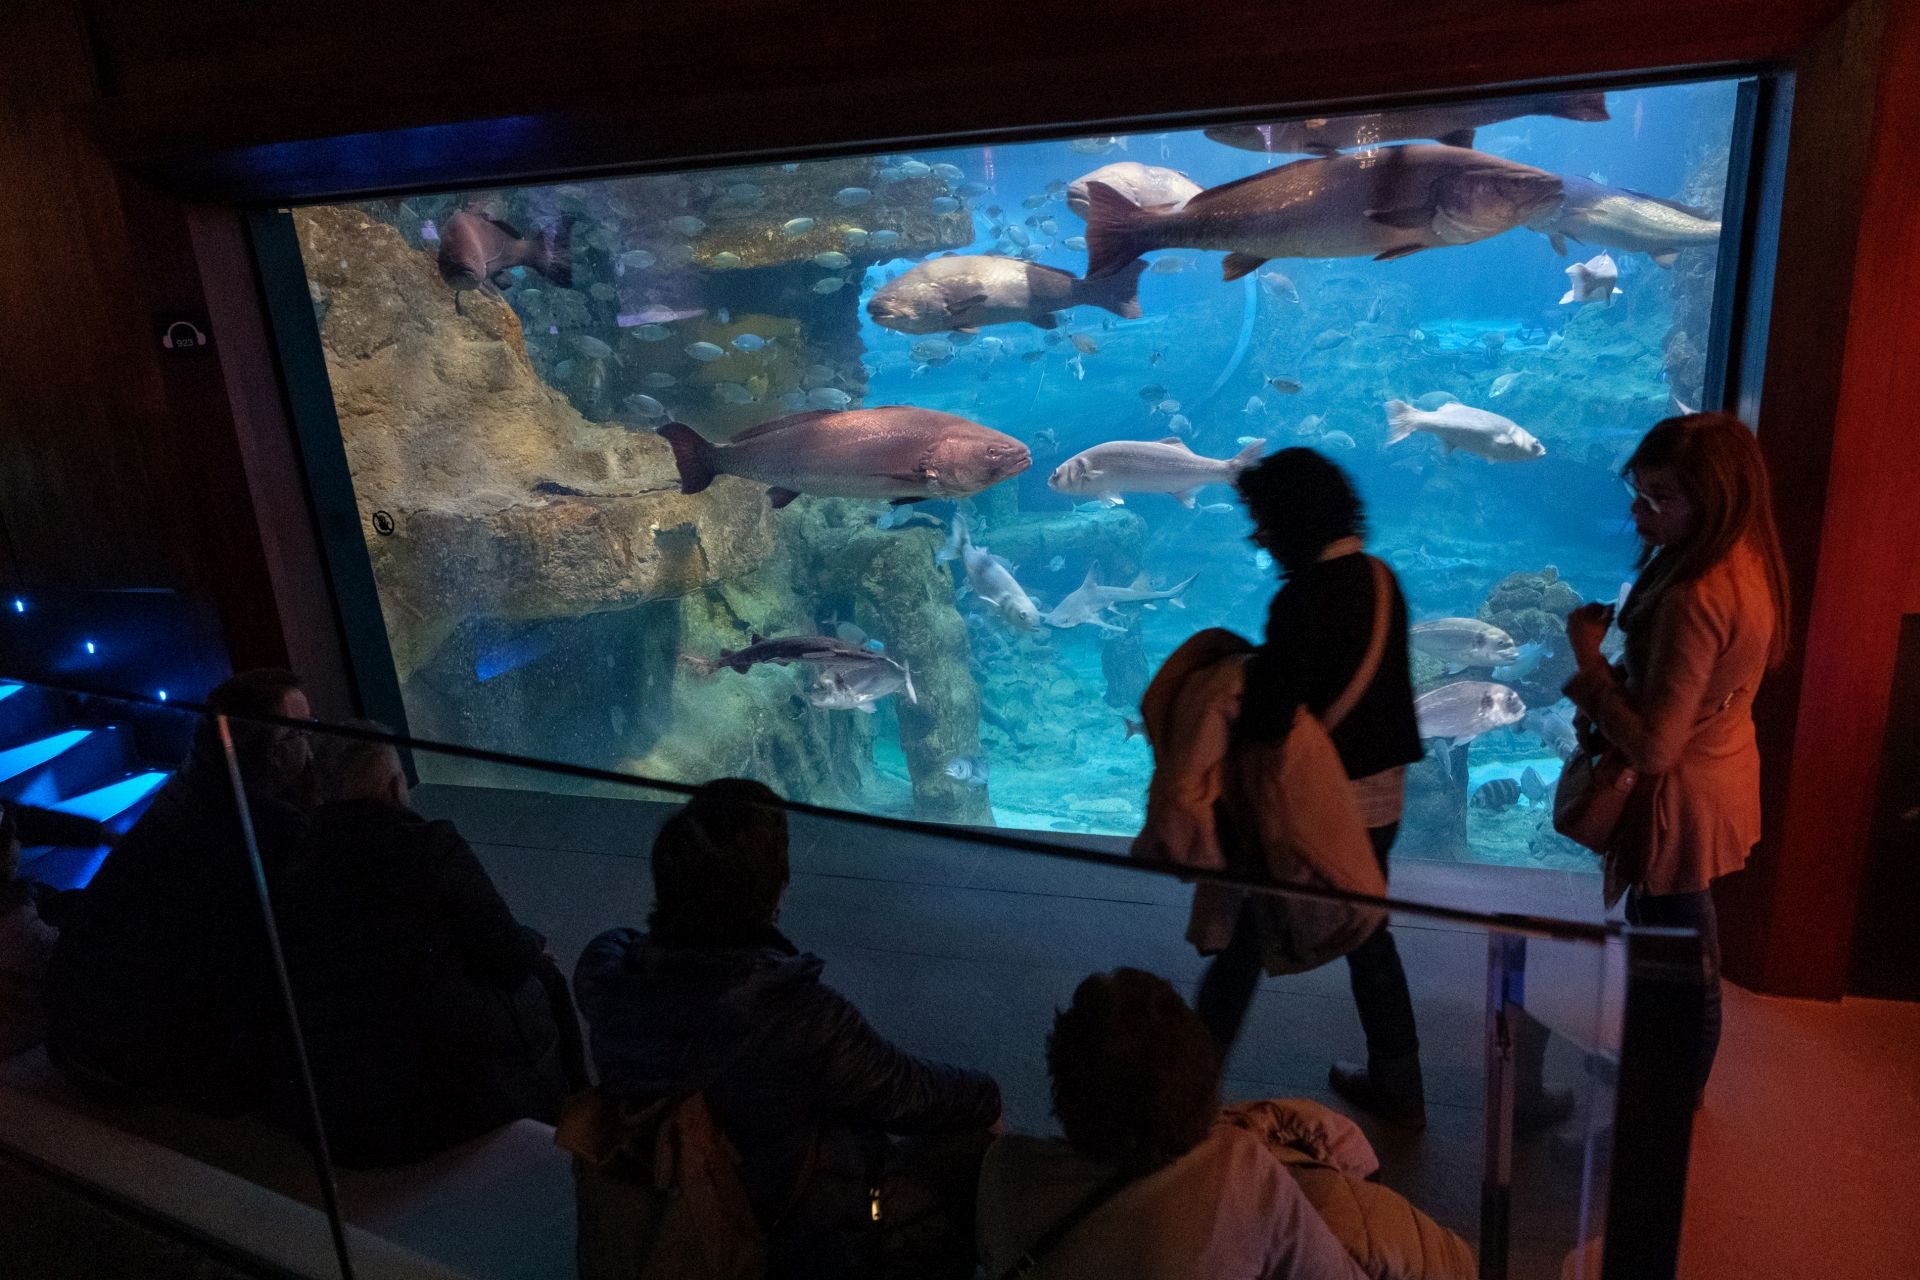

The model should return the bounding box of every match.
[1472,778,1522,811]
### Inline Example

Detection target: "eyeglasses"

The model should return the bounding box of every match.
[1626,482,1675,514]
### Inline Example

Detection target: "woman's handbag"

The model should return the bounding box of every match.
[1221,557,1393,974]
[1551,744,1643,905]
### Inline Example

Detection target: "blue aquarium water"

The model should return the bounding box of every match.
[293,78,1742,869]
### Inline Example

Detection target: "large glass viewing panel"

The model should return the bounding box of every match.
[284,78,1747,866]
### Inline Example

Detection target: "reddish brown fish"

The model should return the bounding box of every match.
[658,409,1029,509]
[436,210,574,298]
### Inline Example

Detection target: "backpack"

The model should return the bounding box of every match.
[558,1083,766,1280]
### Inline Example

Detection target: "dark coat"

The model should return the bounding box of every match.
[273,798,568,1165]
[574,927,1001,1241]
[1238,550,1424,780]
[45,750,307,1109]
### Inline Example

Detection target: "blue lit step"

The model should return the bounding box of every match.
[18,843,112,892]
[0,730,93,786]
[0,726,134,808]
[0,683,62,745]
[49,770,169,832]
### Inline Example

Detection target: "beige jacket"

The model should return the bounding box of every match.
[1132,629,1385,973]
[1563,541,1775,895]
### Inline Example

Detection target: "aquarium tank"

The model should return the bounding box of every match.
[286,77,1744,868]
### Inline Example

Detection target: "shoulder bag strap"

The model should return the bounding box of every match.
[998,1166,1138,1280]
[1321,557,1393,733]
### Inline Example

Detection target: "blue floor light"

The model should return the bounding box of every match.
[10,599,23,614]
[84,640,97,655]
[156,689,169,702]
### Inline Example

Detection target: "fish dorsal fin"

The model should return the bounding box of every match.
[1619,187,1716,219]
[1183,163,1308,208]
[750,633,766,645]
[1024,262,1081,284]
[486,216,524,238]
[731,410,837,441]
[1080,563,1103,589]
[1157,435,1193,450]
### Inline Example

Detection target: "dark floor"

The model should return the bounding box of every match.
[418,780,1617,1279]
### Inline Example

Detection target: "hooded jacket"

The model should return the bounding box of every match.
[1220,1099,1476,1280]
[573,927,1000,1235]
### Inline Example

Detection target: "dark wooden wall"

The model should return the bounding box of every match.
[2,0,1914,995]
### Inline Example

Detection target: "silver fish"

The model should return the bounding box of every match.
[1416,680,1527,744]
[657,409,1029,508]
[1411,618,1521,672]
[1385,399,1545,461]
[938,515,1040,629]
[1530,177,1720,267]
[1081,144,1564,280]
[1560,250,1623,303]
[1048,437,1265,507]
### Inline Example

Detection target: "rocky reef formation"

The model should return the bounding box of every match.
[300,204,980,815]
[1478,565,1584,712]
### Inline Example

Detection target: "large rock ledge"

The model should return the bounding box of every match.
[296,205,775,680]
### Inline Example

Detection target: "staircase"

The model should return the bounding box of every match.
[0,683,174,891]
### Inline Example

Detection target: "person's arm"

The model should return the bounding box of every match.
[793,979,1001,1134]
[429,822,543,984]
[1237,588,1307,742]
[1563,587,1725,775]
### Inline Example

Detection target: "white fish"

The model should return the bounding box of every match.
[806,387,854,410]
[685,341,727,362]
[711,382,756,404]
[1411,618,1521,672]
[567,335,613,359]
[1068,136,1128,155]
[1048,437,1264,508]
[667,215,706,236]
[1384,400,1545,462]
[1320,430,1357,450]
[813,251,852,269]
[897,160,932,179]
[938,515,1041,629]
[1561,251,1623,305]
[1166,414,1193,436]
[813,277,849,294]
[1197,502,1236,514]
[1065,162,1201,217]
[623,393,667,417]
[1490,371,1524,397]
[835,187,873,207]
[633,323,672,342]
[782,217,816,235]
[931,163,965,182]
[1243,396,1266,415]
[1416,680,1527,745]
[1067,353,1086,380]
[1043,565,1196,632]
[732,333,767,351]
[641,371,678,387]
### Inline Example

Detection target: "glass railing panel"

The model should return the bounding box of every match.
[0,679,358,1279]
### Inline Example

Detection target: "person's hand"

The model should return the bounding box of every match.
[1565,603,1613,668]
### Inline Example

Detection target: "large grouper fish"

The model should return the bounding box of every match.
[1082,143,1565,280]
[658,409,1029,509]
[1527,175,1722,267]
[1202,92,1608,156]
[867,254,1147,333]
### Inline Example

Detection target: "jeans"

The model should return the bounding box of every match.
[1196,824,1421,1066]
[1626,885,1722,1097]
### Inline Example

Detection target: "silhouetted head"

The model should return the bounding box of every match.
[648,778,791,944]
[1622,413,1790,666]
[198,668,315,803]
[319,721,407,809]
[1235,447,1366,576]
[1048,968,1221,1174]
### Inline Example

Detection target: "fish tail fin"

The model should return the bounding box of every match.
[1227,439,1266,471]
[901,661,918,706]
[1081,182,1157,280]
[1080,258,1147,318]
[1384,400,1419,445]
[536,215,575,288]
[657,422,718,494]
[936,513,968,564]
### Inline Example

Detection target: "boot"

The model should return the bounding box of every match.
[1513,1009,1576,1135]
[1330,1052,1427,1130]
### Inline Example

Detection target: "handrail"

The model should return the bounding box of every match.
[6,673,1621,945]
